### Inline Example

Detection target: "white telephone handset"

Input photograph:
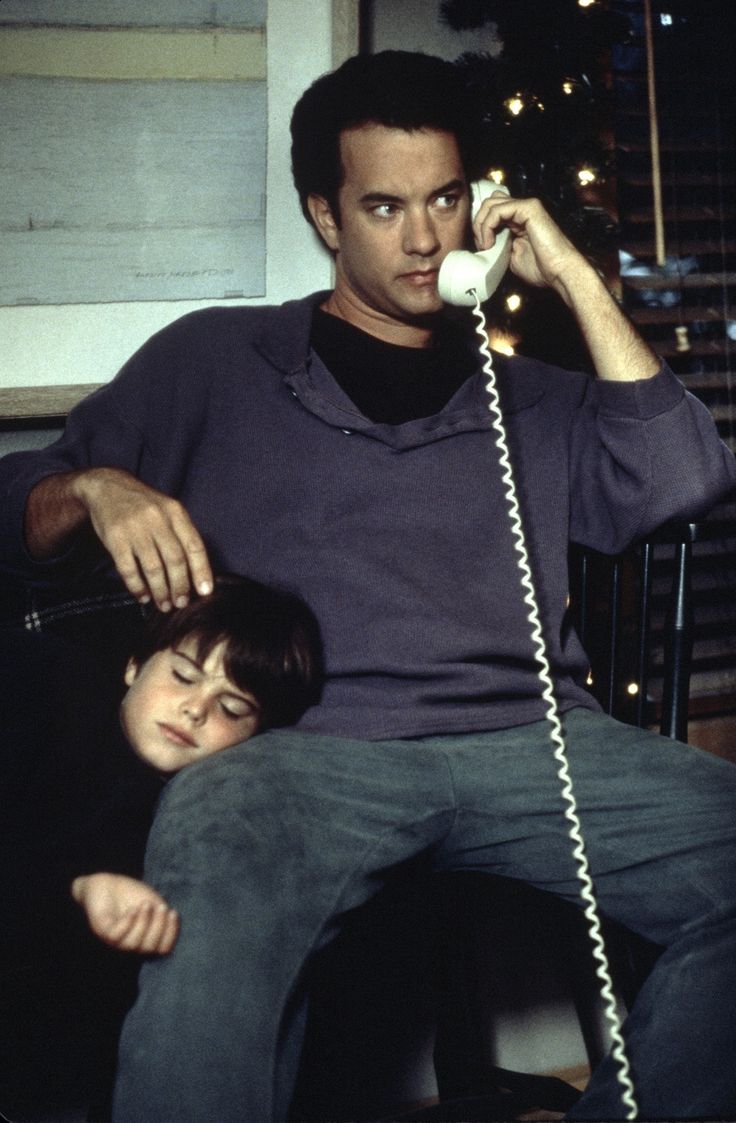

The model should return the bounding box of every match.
[438,180,511,306]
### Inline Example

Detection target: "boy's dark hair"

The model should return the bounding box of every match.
[290,50,481,228]
[130,574,324,729]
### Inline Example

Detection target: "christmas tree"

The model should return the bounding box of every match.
[439,0,635,364]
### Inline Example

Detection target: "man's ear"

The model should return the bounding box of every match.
[307,194,340,253]
[124,657,140,687]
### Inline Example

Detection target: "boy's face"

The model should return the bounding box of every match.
[120,638,261,773]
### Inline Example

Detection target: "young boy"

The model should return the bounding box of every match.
[1,574,322,1121]
[71,572,323,957]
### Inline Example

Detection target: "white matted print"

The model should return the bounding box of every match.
[0,77,266,305]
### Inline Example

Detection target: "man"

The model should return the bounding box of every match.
[1,52,735,1121]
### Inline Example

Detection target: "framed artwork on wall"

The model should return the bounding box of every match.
[0,0,267,306]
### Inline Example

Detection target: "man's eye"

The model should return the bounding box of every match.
[172,669,194,685]
[435,194,459,210]
[371,203,398,219]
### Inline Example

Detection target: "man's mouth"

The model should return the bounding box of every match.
[158,722,197,748]
[400,269,438,287]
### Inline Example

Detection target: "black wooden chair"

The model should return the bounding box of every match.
[571,521,700,742]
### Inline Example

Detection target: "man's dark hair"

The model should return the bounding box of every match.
[290,50,481,227]
[130,574,324,729]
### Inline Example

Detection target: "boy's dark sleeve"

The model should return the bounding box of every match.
[78,759,168,880]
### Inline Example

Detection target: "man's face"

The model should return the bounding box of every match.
[120,638,261,773]
[312,124,470,342]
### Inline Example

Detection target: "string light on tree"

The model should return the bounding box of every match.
[577,165,598,186]
[504,93,525,116]
[503,92,545,117]
[488,328,519,355]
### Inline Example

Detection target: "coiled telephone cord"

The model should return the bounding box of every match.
[471,296,638,1120]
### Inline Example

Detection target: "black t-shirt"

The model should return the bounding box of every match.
[310,307,477,425]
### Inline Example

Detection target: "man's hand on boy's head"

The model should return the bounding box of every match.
[71,468,213,612]
[71,872,180,955]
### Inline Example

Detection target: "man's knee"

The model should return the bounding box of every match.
[145,730,321,877]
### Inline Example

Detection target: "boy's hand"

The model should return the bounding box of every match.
[72,872,180,955]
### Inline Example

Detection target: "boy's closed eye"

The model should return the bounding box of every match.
[121,639,262,772]
[169,652,260,718]
[220,695,260,721]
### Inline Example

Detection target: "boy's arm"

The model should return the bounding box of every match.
[71,872,180,955]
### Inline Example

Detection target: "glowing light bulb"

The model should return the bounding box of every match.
[562,80,575,95]
[577,166,597,186]
[486,167,506,185]
[627,682,639,696]
[505,293,523,313]
[578,0,596,7]
[489,330,517,356]
[505,94,524,117]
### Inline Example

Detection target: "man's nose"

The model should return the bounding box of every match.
[403,208,440,256]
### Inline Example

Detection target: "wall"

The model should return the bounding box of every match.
[365,0,501,58]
